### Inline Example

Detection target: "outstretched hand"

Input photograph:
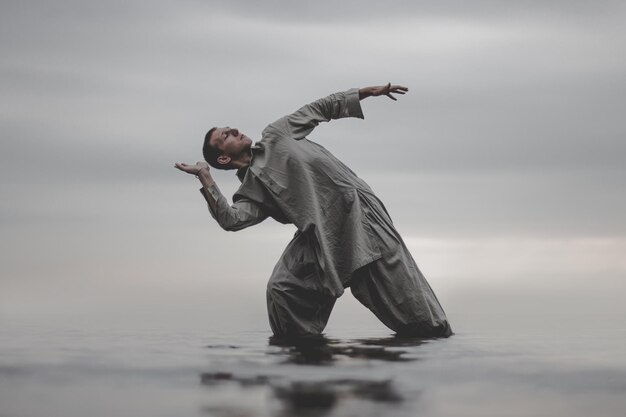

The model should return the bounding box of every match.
[174,161,209,176]
[371,83,408,101]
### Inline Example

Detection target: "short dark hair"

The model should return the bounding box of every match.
[202,127,233,170]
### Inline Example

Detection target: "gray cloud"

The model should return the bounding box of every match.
[2,1,626,316]
[2,0,625,182]
[186,0,626,23]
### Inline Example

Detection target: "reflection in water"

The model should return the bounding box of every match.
[354,335,428,347]
[273,379,402,416]
[199,334,428,415]
[200,371,278,387]
[268,334,420,364]
[4,320,624,417]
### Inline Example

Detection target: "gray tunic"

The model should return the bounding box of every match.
[202,89,406,297]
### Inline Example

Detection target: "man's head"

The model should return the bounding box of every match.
[202,126,253,170]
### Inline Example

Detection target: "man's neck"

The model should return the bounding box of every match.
[230,148,253,169]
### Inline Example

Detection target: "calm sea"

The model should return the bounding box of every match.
[1,304,624,417]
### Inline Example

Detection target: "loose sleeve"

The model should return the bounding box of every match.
[199,184,268,231]
[285,88,364,139]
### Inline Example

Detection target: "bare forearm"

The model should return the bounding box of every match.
[197,168,217,212]
[358,86,379,100]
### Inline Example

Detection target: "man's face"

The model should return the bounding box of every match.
[209,126,252,164]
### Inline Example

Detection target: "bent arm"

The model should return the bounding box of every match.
[198,169,267,231]
[286,88,364,139]
[284,84,407,139]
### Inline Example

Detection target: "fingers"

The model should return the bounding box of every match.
[391,85,408,92]
[389,87,408,97]
[174,162,195,174]
[383,83,408,101]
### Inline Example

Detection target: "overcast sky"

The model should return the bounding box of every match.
[1,0,625,331]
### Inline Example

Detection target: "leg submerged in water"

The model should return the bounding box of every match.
[266,231,338,337]
[266,278,337,337]
[349,242,452,338]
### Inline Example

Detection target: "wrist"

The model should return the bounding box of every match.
[359,87,371,100]
[358,86,377,100]
[196,167,211,179]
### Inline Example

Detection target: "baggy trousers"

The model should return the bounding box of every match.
[266,231,452,338]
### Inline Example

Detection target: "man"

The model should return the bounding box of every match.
[175,83,452,338]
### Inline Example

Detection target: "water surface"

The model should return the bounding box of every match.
[1,311,624,417]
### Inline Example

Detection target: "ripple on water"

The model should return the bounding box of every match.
[198,333,436,415]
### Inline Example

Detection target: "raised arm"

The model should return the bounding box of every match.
[175,162,268,232]
[285,83,408,139]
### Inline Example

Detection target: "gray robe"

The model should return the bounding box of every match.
[202,88,403,297]
[201,89,450,338]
